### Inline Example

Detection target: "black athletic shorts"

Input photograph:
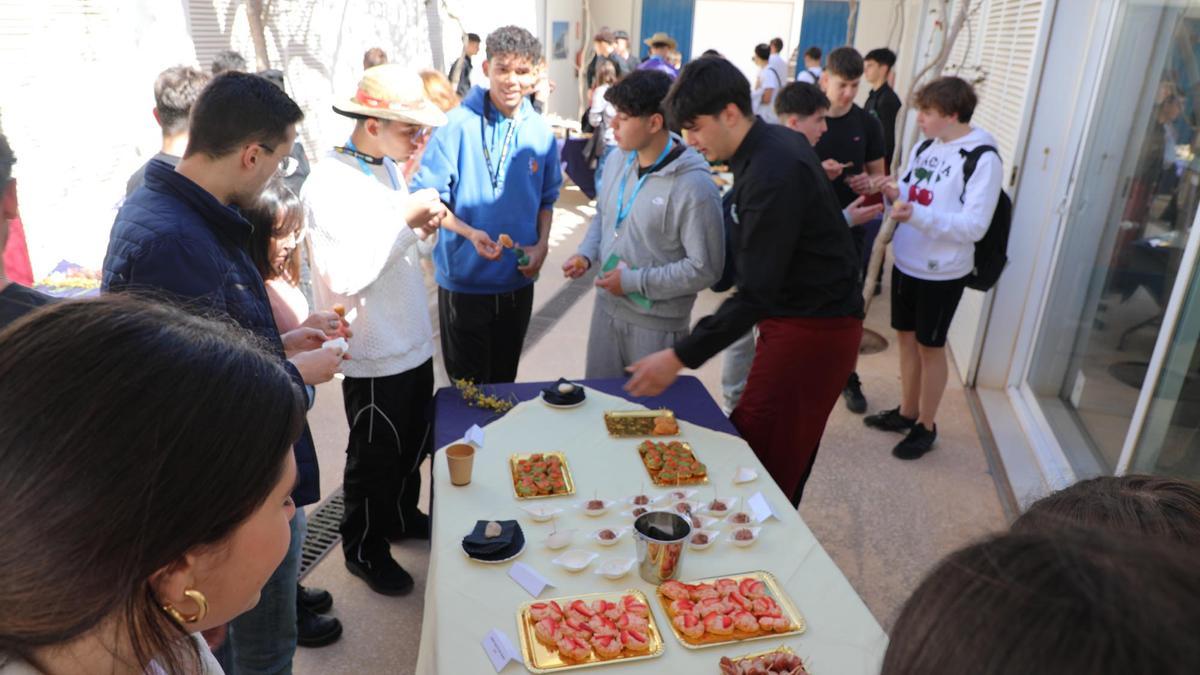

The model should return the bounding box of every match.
[890,266,967,347]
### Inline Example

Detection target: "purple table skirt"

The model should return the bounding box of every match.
[433,375,737,451]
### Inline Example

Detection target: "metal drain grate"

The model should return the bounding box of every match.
[299,488,344,581]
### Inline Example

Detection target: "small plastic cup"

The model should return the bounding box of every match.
[446,443,475,486]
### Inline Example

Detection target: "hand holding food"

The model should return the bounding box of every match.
[468,228,502,260]
[290,344,345,385]
[821,158,849,180]
[873,175,901,200]
[891,199,914,223]
[562,254,590,279]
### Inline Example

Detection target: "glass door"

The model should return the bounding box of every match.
[1024,0,1200,478]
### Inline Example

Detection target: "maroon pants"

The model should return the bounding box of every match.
[730,315,863,506]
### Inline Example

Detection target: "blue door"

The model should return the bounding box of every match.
[639,0,695,62]
[796,0,857,72]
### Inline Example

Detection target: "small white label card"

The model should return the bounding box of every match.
[481,628,522,672]
[747,491,781,523]
[464,424,485,447]
[508,561,554,597]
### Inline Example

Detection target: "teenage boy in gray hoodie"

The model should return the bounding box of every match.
[563,69,724,378]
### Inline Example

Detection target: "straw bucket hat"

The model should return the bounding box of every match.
[333,64,447,127]
[643,32,677,50]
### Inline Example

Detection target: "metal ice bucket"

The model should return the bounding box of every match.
[633,511,692,584]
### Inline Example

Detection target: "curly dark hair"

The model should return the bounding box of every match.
[485,25,542,63]
[605,69,673,118]
[664,55,751,127]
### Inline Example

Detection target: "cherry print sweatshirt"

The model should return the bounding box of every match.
[893,126,1003,281]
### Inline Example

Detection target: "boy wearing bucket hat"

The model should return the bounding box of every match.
[411,25,562,385]
[302,64,448,596]
[637,32,679,79]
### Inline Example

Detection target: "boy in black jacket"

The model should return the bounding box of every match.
[626,57,863,506]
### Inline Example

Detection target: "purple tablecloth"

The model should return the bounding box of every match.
[559,136,597,199]
[433,375,737,450]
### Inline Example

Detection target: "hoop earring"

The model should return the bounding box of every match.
[162,589,209,625]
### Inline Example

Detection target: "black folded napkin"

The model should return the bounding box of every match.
[542,378,585,405]
[462,520,524,561]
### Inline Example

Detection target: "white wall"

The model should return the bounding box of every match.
[437,0,541,92]
[543,0,584,118]
[691,0,800,84]
[0,0,435,278]
[592,0,638,38]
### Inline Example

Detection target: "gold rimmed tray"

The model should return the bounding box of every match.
[723,645,811,673]
[516,589,665,673]
[603,410,679,437]
[510,452,576,500]
[636,440,709,486]
[655,571,807,649]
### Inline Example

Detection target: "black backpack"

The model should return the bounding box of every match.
[906,139,1011,291]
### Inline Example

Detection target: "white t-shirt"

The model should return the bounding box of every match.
[752,66,782,124]
[795,65,822,83]
[767,53,788,88]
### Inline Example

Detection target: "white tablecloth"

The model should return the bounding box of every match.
[416,388,887,674]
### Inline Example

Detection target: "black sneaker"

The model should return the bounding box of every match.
[297,604,343,648]
[345,555,415,596]
[843,372,868,414]
[388,510,431,542]
[297,584,332,614]
[864,407,917,433]
[893,423,937,460]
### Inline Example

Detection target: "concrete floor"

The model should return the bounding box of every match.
[293,185,1010,674]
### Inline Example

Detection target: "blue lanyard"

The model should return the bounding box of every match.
[339,139,399,190]
[481,95,519,193]
[615,138,674,229]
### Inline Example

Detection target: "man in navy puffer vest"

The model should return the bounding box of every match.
[104,72,344,672]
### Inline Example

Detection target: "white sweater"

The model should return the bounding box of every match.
[302,150,434,378]
[893,126,1003,281]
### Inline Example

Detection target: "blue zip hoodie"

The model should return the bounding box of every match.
[411,86,562,294]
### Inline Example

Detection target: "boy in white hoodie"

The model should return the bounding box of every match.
[867,76,1003,459]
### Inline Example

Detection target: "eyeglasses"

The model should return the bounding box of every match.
[396,125,431,143]
[256,142,277,154]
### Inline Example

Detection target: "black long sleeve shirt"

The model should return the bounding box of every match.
[673,120,864,369]
[865,83,902,169]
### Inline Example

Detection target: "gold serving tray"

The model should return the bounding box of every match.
[603,410,679,437]
[636,441,709,486]
[725,645,811,673]
[655,571,807,649]
[509,452,576,500]
[516,589,665,673]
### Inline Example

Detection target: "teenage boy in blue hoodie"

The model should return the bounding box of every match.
[412,25,562,384]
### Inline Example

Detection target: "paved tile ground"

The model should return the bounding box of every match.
[294,185,1010,674]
